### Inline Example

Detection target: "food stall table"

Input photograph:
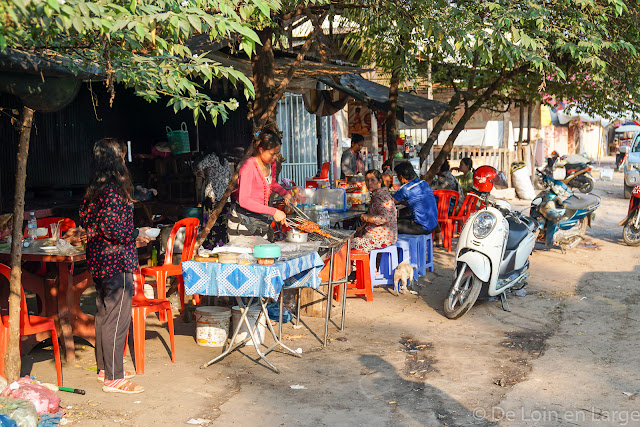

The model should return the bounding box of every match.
[328,208,367,227]
[0,242,92,362]
[182,251,325,373]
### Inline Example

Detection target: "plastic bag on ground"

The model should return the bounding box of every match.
[0,397,37,427]
[0,378,60,415]
[511,162,537,200]
[266,302,293,323]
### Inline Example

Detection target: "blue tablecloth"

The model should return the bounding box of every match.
[182,252,325,298]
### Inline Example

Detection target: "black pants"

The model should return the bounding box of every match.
[397,208,441,235]
[94,272,134,381]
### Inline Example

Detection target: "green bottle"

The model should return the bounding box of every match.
[151,246,158,266]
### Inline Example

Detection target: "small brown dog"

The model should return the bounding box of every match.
[394,261,416,294]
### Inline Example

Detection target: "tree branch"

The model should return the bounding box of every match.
[424,64,529,182]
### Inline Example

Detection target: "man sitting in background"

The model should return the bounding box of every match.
[341,133,365,179]
[393,162,443,245]
[431,160,464,213]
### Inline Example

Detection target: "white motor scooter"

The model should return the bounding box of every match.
[443,193,539,319]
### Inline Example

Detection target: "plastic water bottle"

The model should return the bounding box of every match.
[319,211,330,228]
[27,212,37,240]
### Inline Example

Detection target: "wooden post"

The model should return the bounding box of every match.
[518,104,524,148]
[5,106,34,382]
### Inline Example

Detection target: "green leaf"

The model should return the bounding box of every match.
[71,17,83,34]
[134,23,144,39]
[46,0,60,12]
[187,14,202,33]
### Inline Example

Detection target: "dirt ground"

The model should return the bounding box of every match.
[23,160,640,426]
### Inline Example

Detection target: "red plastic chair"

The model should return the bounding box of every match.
[433,189,460,252]
[451,193,486,234]
[320,162,330,179]
[127,271,175,375]
[140,218,200,318]
[0,264,62,386]
[333,250,373,302]
[23,217,76,239]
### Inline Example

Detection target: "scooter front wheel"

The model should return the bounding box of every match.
[623,211,640,246]
[443,263,482,319]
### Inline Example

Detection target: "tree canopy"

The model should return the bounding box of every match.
[0,0,282,123]
[411,0,639,178]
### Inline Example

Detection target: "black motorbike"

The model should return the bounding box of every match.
[534,152,595,193]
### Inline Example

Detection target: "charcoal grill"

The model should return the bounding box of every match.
[286,216,354,248]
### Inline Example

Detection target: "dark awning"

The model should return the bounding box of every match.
[319,74,448,127]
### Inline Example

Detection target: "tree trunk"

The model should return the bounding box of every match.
[6,106,34,382]
[251,28,276,131]
[418,92,462,175]
[527,99,533,145]
[424,67,527,182]
[385,70,400,158]
[254,15,322,131]
[518,103,524,153]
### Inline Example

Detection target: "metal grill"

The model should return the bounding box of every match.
[286,216,354,248]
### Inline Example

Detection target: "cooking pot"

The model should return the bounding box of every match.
[286,230,308,243]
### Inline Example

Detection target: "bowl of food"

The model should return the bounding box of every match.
[286,230,308,243]
[145,228,161,238]
[253,244,281,265]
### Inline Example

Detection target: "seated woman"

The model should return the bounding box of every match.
[452,157,474,194]
[352,170,397,252]
[227,128,292,242]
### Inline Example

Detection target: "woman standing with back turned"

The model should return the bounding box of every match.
[80,138,152,394]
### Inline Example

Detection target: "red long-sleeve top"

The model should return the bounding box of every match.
[233,157,288,216]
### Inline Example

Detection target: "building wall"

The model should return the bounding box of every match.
[0,81,251,209]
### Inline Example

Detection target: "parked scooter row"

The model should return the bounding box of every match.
[534,152,596,193]
[444,165,601,319]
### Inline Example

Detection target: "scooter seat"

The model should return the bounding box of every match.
[562,193,599,211]
[565,162,590,170]
[506,218,529,251]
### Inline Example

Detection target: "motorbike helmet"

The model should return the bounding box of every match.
[473,166,508,193]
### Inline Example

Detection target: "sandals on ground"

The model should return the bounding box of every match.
[102,379,144,394]
[97,370,136,382]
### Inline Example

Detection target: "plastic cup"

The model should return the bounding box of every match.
[50,223,59,240]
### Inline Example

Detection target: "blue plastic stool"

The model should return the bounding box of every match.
[418,234,435,274]
[398,234,434,276]
[369,245,399,286]
[395,238,419,281]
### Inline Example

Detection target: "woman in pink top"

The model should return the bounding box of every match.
[227,128,292,242]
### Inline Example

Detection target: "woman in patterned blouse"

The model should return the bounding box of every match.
[80,138,152,394]
[352,170,398,252]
